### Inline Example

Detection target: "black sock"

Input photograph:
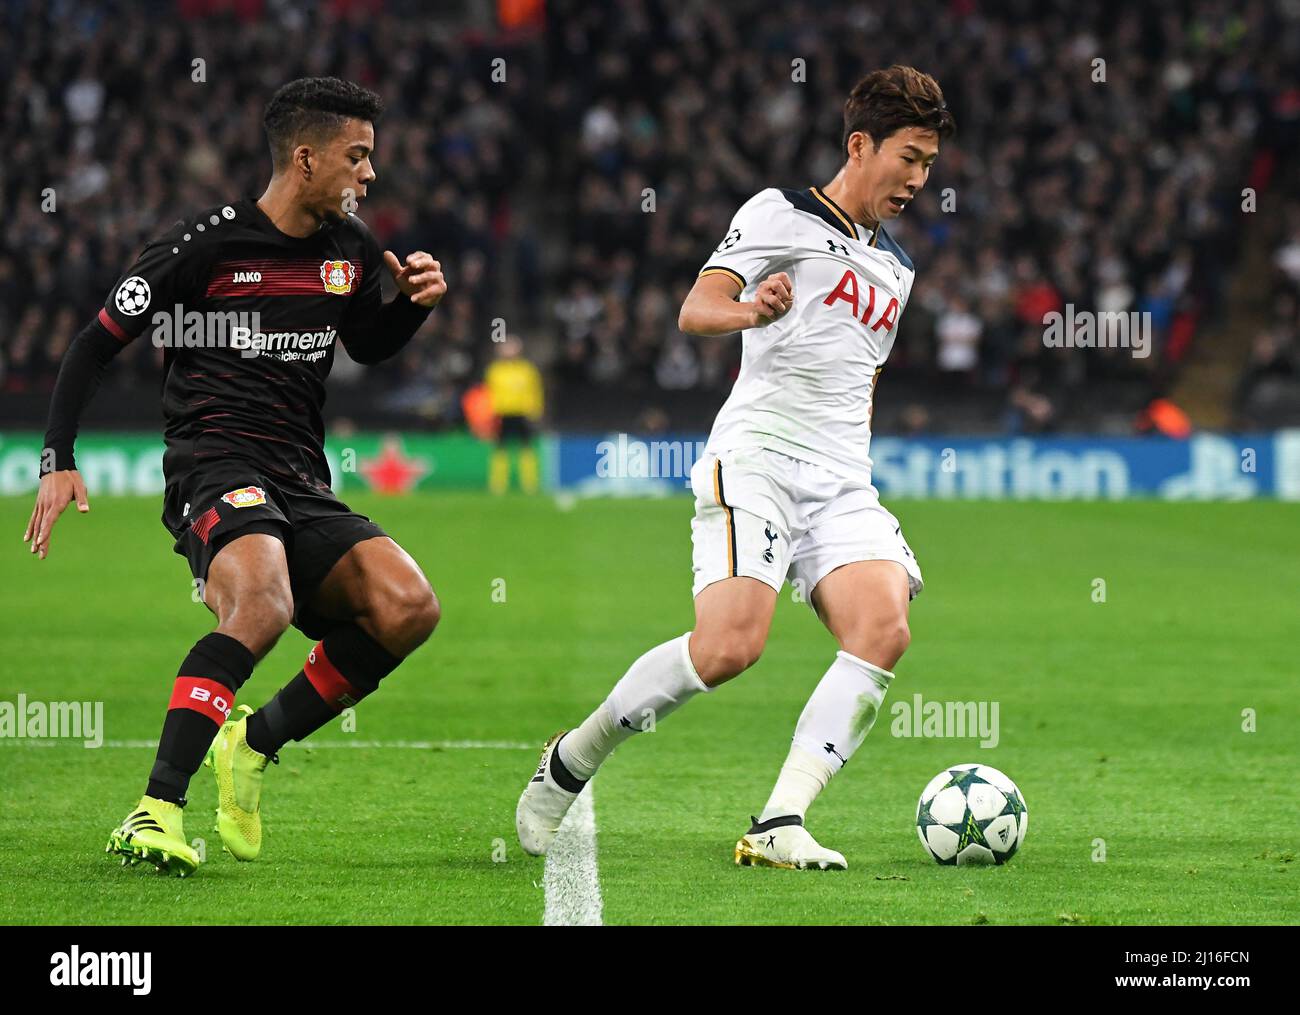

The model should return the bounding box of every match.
[146,632,255,805]
[246,625,401,756]
[244,673,332,757]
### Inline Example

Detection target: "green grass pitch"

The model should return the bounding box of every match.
[2,491,1296,925]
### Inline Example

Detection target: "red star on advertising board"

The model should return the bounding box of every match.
[359,437,429,494]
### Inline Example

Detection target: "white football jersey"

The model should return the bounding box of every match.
[697,186,916,479]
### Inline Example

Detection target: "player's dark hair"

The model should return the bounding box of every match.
[263,77,384,172]
[842,65,955,155]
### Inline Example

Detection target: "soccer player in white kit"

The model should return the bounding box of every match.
[518,66,955,869]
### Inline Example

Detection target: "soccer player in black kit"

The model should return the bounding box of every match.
[23,78,447,876]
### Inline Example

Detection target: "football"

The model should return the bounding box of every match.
[916,764,1027,865]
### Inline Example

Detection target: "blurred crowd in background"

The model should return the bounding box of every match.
[1236,176,1300,428]
[2,0,1297,434]
[0,0,543,428]
[545,0,1299,433]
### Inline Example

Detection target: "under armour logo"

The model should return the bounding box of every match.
[827,239,849,255]
[824,742,847,765]
[763,523,778,563]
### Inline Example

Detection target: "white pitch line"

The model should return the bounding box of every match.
[285,739,535,751]
[0,739,534,751]
[542,783,603,927]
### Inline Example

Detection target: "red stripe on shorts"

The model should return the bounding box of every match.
[190,506,221,545]
[169,677,235,724]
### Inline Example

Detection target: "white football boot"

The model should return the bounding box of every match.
[516,731,588,856]
[734,814,847,870]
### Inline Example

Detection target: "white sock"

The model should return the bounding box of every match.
[558,632,709,779]
[757,745,835,823]
[759,650,894,821]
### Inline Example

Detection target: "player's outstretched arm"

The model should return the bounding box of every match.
[23,316,125,559]
[678,271,793,336]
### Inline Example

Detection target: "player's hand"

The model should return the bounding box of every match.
[23,470,89,561]
[750,271,794,326]
[384,250,447,308]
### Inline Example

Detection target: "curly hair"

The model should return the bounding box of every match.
[842,65,955,155]
[263,77,385,171]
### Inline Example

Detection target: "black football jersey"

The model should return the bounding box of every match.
[98,199,391,484]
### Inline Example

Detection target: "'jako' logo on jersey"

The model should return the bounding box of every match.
[233,271,261,283]
[320,260,355,295]
[115,276,152,316]
[220,485,266,508]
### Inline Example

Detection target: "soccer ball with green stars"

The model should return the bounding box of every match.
[916,764,1027,865]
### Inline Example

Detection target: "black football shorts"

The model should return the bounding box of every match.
[497,414,535,444]
[161,446,387,639]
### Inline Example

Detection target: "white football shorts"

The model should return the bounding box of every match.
[688,447,923,603]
